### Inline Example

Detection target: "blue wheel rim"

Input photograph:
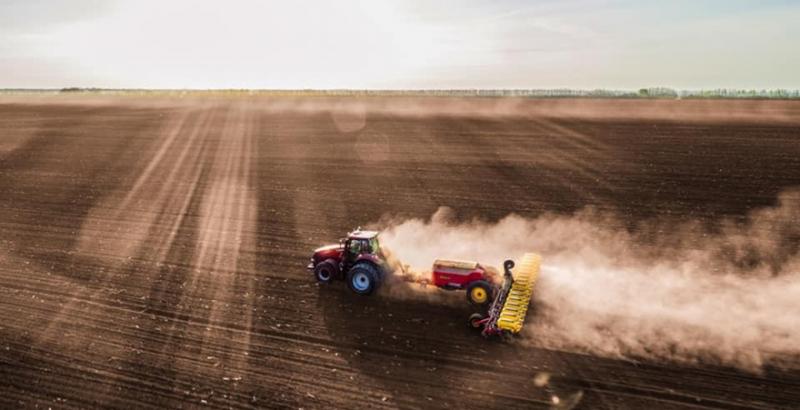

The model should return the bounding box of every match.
[352,272,370,291]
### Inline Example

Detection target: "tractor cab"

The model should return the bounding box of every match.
[342,230,381,270]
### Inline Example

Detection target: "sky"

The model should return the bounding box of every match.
[1,0,798,89]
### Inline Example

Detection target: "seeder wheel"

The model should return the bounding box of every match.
[468,313,486,330]
[466,280,493,307]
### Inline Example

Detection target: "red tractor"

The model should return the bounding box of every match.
[308,229,388,295]
[308,229,499,306]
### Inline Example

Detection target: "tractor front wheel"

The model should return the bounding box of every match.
[314,259,338,284]
[466,280,493,307]
[346,263,381,295]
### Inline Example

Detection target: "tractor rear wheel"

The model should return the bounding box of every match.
[314,259,338,284]
[346,263,381,295]
[466,280,493,307]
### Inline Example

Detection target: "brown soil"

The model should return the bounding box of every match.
[1,96,799,409]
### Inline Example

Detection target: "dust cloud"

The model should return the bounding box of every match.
[377,189,800,371]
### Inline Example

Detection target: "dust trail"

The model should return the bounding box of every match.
[377,189,800,371]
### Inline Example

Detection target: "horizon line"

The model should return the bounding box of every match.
[2,87,800,92]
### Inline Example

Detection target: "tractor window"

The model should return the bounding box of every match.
[348,240,362,255]
[369,237,380,254]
